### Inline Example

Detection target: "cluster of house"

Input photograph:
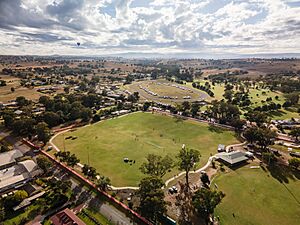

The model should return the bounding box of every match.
[0,150,42,194]
[36,86,60,94]
[271,119,300,129]
[0,101,45,116]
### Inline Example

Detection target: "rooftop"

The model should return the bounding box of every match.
[0,160,41,192]
[216,151,248,165]
[50,208,85,225]
[0,150,23,168]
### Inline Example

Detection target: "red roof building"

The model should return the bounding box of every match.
[50,208,85,225]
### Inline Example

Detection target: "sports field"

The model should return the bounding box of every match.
[213,165,300,225]
[124,79,209,104]
[52,112,239,186]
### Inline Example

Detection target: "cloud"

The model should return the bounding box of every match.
[0,0,299,56]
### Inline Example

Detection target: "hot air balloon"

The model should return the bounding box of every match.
[77,42,80,46]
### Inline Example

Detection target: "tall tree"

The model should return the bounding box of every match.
[245,111,268,127]
[178,147,200,187]
[96,176,111,191]
[244,127,277,150]
[36,155,52,174]
[192,188,225,223]
[36,122,51,144]
[290,127,300,142]
[138,176,167,223]
[140,154,174,178]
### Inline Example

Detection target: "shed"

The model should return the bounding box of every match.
[216,151,248,166]
[217,144,226,152]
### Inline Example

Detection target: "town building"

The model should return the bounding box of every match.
[50,208,85,225]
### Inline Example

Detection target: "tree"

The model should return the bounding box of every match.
[82,164,98,179]
[3,114,14,128]
[0,80,6,86]
[256,128,277,150]
[262,152,276,165]
[64,86,70,94]
[192,188,225,222]
[37,155,52,174]
[81,108,92,122]
[288,158,300,170]
[4,190,28,209]
[290,127,300,142]
[182,101,190,111]
[244,127,260,144]
[178,147,201,187]
[36,122,51,144]
[285,93,299,106]
[244,127,277,150]
[140,154,174,178]
[245,111,268,127]
[12,117,36,136]
[191,103,200,117]
[230,118,246,131]
[96,176,111,191]
[39,96,50,105]
[138,176,166,223]
[10,87,15,92]
[16,96,29,107]
[209,100,240,124]
[43,111,60,127]
[223,89,233,102]
[66,154,80,167]
[143,102,151,111]
[200,173,210,187]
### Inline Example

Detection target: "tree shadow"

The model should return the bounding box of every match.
[208,125,223,133]
[266,163,299,184]
[229,161,250,170]
[174,116,186,123]
[267,110,286,117]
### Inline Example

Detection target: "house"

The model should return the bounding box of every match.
[13,191,45,211]
[0,160,42,193]
[50,208,85,225]
[0,150,23,170]
[14,109,23,115]
[216,151,248,166]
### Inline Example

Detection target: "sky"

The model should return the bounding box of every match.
[0,0,300,57]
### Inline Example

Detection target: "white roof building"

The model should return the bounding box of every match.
[0,150,23,169]
[0,160,42,193]
[216,151,248,166]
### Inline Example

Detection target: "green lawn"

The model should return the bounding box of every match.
[52,112,239,186]
[77,208,113,225]
[213,165,300,225]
